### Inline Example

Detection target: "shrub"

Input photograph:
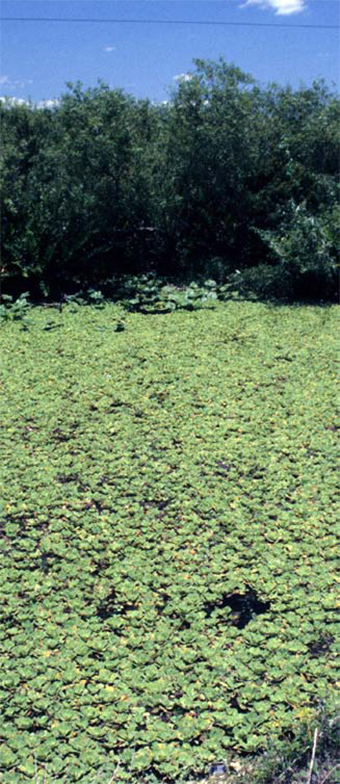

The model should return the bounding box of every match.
[254,201,339,301]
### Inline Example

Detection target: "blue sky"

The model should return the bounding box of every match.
[1,0,339,105]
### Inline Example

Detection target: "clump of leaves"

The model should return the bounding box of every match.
[64,288,105,308]
[0,292,31,328]
[162,279,219,312]
[119,275,218,313]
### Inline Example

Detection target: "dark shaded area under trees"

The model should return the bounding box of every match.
[1,59,339,302]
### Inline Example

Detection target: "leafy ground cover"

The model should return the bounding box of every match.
[0,300,339,783]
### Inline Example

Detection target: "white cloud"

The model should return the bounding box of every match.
[0,96,61,110]
[241,0,306,14]
[173,73,193,83]
[37,99,60,109]
[103,46,116,52]
[0,96,30,106]
[151,100,171,107]
[0,75,33,88]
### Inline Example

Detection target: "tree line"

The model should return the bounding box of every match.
[1,59,339,301]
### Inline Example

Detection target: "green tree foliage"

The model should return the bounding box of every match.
[1,84,160,297]
[156,61,260,276]
[1,61,339,300]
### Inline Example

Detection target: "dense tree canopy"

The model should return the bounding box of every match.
[1,59,339,300]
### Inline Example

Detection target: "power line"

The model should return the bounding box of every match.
[1,16,339,30]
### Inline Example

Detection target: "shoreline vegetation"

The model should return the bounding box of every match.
[1,58,339,305]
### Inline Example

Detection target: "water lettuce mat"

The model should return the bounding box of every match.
[0,301,339,783]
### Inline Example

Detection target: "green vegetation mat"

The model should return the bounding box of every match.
[0,301,339,783]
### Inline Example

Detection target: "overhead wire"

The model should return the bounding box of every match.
[1,16,339,29]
